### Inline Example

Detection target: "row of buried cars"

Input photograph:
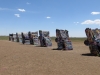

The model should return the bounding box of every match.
[9,28,100,57]
[9,29,73,50]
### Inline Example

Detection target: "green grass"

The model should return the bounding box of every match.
[70,38,86,42]
[0,36,9,40]
[0,36,86,42]
[51,37,86,42]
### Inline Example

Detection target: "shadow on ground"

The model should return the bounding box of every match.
[52,48,62,50]
[52,48,73,51]
[35,46,47,47]
[81,53,96,56]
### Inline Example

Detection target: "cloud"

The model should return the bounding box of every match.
[0,7,39,14]
[74,22,79,25]
[91,12,100,15]
[46,16,51,19]
[81,19,100,25]
[0,7,15,11]
[18,9,25,12]
[0,7,8,10]
[14,14,20,17]
[74,22,79,23]
[77,22,79,23]
[26,2,31,5]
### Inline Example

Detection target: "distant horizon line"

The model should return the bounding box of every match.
[0,35,86,38]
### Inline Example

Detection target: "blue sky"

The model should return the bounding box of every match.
[0,0,100,37]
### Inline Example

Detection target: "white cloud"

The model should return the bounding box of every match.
[0,7,39,14]
[0,7,15,11]
[91,12,100,15]
[74,22,79,25]
[26,2,31,5]
[74,22,79,23]
[77,22,79,23]
[18,9,25,12]
[14,14,20,17]
[46,16,51,19]
[81,19,100,25]
[0,7,8,10]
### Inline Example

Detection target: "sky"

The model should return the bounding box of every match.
[0,0,100,37]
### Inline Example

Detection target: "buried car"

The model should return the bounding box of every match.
[53,29,73,50]
[84,28,100,56]
[9,33,19,42]
[38,30,52,47]
[21,31,39,45]
[9,33,14,41]
[21,32,34,44]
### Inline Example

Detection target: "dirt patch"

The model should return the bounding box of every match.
[0,40,100,75]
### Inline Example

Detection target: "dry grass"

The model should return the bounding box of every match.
[0,40,100,75]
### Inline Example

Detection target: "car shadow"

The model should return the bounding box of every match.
[52,48,70,51]
[81,53,96,56]
[35,46,47,47]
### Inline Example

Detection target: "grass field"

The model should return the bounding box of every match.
[0,36,86,42]
[51,37,86,42]
[0,36,9,40]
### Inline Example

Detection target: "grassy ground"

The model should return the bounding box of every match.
[51,37,86,42]
[0,36,86,42]
[0,36,9,40]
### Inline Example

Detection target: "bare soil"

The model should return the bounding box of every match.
[0,40,100,75]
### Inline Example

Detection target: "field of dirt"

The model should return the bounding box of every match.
[0,40,100,75]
